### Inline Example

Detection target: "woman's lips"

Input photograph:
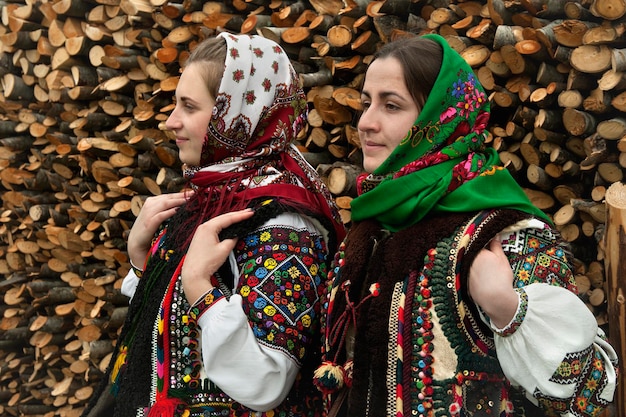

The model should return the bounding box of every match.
[363,141,382,151]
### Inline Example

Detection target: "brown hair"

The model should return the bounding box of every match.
[184,36,228,100]
[371,36,442,111]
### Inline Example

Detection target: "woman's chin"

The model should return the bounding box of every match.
[362,159,381,173]
[178,153,200,167]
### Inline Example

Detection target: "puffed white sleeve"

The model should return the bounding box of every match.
[120,269,140,300]
[487,222,618,416]
[191,212,331,411]
[195,294,299,411]
[492,284,618,415]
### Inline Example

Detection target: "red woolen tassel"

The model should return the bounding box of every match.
[147,397,184,417]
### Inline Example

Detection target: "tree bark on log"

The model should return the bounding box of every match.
[2,0,626,414]
[603,182,626,411]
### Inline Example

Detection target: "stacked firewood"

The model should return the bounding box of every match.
[1,0,625,415]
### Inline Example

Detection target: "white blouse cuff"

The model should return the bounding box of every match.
[489,288,527,337]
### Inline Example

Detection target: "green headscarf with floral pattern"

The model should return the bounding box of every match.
[350,34,550,231]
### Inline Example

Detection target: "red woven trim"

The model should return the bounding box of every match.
[189,286,225,320]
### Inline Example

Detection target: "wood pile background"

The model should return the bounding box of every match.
[0,0,625,415]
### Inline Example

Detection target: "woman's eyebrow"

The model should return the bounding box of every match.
[176,96,194,105]
[362,90,408,101]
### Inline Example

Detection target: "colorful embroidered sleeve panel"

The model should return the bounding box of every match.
[180,214,329,414]
[494,223,619,417]
[489,223,577,337]
[233,222,328,364]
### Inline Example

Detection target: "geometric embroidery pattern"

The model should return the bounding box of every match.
[500,226,577,293]
[236,224,328,362]
[253,254,317,326]
[535,345,611,417]
[551,346,593,385]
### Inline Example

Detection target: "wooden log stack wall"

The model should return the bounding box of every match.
[0,0,625,415]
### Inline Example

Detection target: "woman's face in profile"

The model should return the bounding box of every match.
[165,63,216,167]
[357,57,419,173]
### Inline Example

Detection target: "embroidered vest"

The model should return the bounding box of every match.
[323,209,544,416]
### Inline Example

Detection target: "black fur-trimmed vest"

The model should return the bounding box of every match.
[82,198,334,417]
[322,208,545,417]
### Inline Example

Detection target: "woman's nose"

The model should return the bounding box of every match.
[358,108,377,132]
[165,107,180,130]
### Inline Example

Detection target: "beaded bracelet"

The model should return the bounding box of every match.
[129,259,144,278]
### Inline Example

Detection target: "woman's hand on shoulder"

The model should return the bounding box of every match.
[468,237,519,329]
[181,209,255,303]
[127,191,190,270]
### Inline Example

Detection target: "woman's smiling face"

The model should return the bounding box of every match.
[357,57,420,173]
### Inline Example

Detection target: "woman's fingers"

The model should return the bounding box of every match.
[127,192,191,266]
[205,209,255,235]
[143,192,188,216]
[181,209,255,302]
[190,209,255,248]
[488,236,505,255]
[468,237,518,327]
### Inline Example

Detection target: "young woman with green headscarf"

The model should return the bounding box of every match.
[314,34,618,417]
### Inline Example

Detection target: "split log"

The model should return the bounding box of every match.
[591,0,626,20]
[2,0,626,414]
[603,181,626,410]
[570,45,612,74]
[325,162,361,196]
